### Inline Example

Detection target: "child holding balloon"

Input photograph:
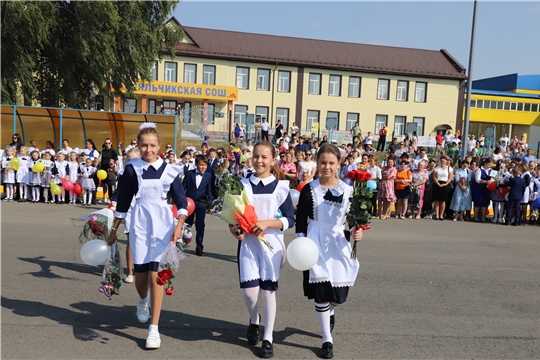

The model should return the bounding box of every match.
[2,147,17,201]
[228,141,295,359]
[106,122,188,349]
[40,150,55,204]
[16,146,30,202]
[27,150,43,202]
[52,151,68,204]
[80,157,97,206]
[295,143,363,359]
[67,151,80,204]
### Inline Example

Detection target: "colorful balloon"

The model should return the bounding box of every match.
[50,182,62,195]
[9,157,20,171]
[486,182,497,191]
[172,204,178,218]
[73,183,83,196]
[485,208,490,216]
[62,178,74,191]
[533,198,540,209]
[97,169,107,180]
[187,197,195,216]
[297,182,306,193]
[366,180,377,191]
[80,240,108,266]
[33,162,45,173]
[287,237,319,271]
[289,189,300,207]
[497,187,509,197]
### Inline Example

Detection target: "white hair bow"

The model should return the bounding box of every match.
[139,122,157,130]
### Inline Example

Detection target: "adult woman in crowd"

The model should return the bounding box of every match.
[471,158,494,223]
[295,151,305,175]
[378,157,397,219]
[320,135,328,146]
[298,149,317,184]
[366,155,382,217]
[450,160,472,221]
[85,139,100,159]
[8,133,23,150]
[421,159,437,219]
[408,160,428,219]
[411,131,419,151]
[491,146,503,161]
[278,151,297,187]
[357,153,369,171]
[60,139,72,153]
[432,156,454,221]
[394,159,413,219]
[520,163,533,225]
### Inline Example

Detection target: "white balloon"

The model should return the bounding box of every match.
[287,237,319,271]
[290,189,300,207]
[80,240,108,266]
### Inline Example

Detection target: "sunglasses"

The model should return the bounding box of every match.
[306,153,312,156]
[131,142,137,145]
[105,142,111,145]
[166,146,172,148]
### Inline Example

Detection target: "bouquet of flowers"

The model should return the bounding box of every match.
[156,242,186,296]
[98,243,123,298]
[345,170,373,259]
[175,224,192,251]
[459,176,468,187]
[79,214,110,242]
[211,172,244,214]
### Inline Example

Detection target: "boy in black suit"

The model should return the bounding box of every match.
[499,167,526,226]
[182,154,214,256]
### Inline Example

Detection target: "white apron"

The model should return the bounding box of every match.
[238,177,290,283]
[16,157,29,183]
[129,162,177,265]
[307,180,359,287]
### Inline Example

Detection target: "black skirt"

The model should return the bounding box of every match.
[433,183,452,202]
[303,270,350,304]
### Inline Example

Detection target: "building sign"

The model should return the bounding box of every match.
[134,81,239,101]
[417,136,437,148]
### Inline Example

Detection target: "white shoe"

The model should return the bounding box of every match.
[136,298,150,323]
[123,275,134,283]
[145,331,161,349]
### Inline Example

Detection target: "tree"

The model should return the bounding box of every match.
[1,1,182,108]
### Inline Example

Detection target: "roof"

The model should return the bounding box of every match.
[168,24,467,80]
[472,74,540,92]
[470,89,540,100]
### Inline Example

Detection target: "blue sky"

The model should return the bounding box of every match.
[173,1,540,80]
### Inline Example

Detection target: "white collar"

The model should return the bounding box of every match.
[141,157,163,170]
[249,174,276,186]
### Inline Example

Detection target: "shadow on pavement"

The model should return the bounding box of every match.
[18,256,103,279]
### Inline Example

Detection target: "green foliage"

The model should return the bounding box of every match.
[1,1,182,108]
[346,182,373,227]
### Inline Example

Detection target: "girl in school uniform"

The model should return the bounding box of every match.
[41,150,55,204]
[2,147,17,201]
[80,157,96,206]
[228,141,295,359]
[52,151,68,204]
[27,150,43,202]
[106,123,188,350]
[67,151,80,204]
[16,146,31,202]
[295,143,363,359]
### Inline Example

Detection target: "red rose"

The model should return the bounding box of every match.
[165,286,174,296]
[356,171,371,181]
[156,277,167,286]
[158,269,173,281]
[346,170,357,180]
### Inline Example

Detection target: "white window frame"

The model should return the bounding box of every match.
[164,61,177,82]
[255,106,269,121]
[236,67,250,89]
[307,110,320,133]
[257,68,270,91]
[329,75,341,96]
[346,113,359,131]
[234,105,248,125]
[277,71,291,92]
[377,79,390,100]
[396,80,409,101]
[309,73,321,95]
[163,100,177,116]
[184,63,196,84]
[394,115,406,136]
[148,99,156,114]
[348,77,361,98]
[203,65,215,85]
[415,82,427,102]
[181,101,190,122]
[124,99,137,113]
[207,103,215,125]
[276,108,289,130]
[375,114,388,133]
[150,61,158,81]
[412,117,425,136]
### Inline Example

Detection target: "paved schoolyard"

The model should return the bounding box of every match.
[1,202,539,359]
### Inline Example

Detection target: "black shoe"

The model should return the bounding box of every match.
[195,249,205,256]
[330,315,335,333]
[511,223,518,226]
[320,342,333,359]
[260,340,273,358]
[247,323,260,346]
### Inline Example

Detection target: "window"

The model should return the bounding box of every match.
[490,101,497,109]
[203,65,215,85]
[236,67,250,89]
[496,101,503,110]
[309,73,321,95]
[412,117,425,136]
[524,103,531,112]
[377,79,390,100]
[234,105,248,125]
[148,99,156,114]
[278,71,291,92]
[181,101,190,121]
[276,108,289,129]
[327,111,339,130]
[329,75,341,96]
[532,104,539,112]
[165,62,177,82]
[124,99,136,113]
[307,110,320,133]
[396,80,409,101]
[184,64,196,83]
[348,77,361,98]
[163,100,177,116]
[346,113,359,131]
[375,115,388,133]
[470,99,477,107]
[483,100,490,109]
[510,102,517,110]
[394,116,406,136]
[476,100,484,108]
[255,106,269,121]
[504,102,510,110]
[150,61,158,81]
[207,103,215,125]
[257,69,270,91]
[517,103,523,111]
[415,82,427,102]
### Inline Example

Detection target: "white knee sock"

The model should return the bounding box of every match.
[316,302,333,344]
[19,184,26,199]
[6,184,14,198]
[260,289,276,343]
[33,187,39,201]
[43,188,48,202]
[61,188,65,202]
[242,286,260,325]
[329,302,339,316]
[494,205,500,220]
[87,192,92,204]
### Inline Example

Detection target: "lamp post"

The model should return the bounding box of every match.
[462,0,478,158]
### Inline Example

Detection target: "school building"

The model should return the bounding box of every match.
[110,17,467,141]
[467,74,540,148]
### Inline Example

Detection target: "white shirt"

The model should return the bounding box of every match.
[434,166,453,182]
[499,137,509,147]
[261,122,269,131]
[195,171,203,188]
[363,135,373,145]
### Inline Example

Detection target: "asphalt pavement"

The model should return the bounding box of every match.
[1,202,539,359]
